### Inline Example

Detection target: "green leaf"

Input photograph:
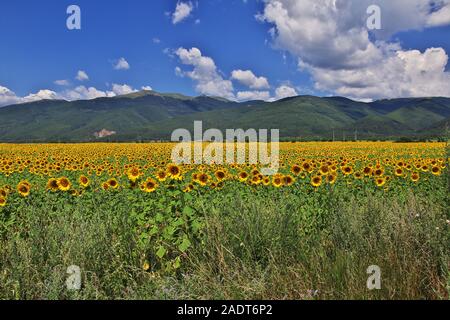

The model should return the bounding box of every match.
[164,225,176,237]
[178,238,191,253]
[156,246,167,259]
[155,213,164,222]
[183,193,193,201]
[149,225,158,236]
[173,256,181,269]
[173,217,185,227]
[172,190,181,197]
[182,206,193,216]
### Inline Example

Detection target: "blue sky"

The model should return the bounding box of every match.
[0,0,450,106]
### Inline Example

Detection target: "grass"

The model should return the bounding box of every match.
[1,179,448,300]
[173,191,448,300]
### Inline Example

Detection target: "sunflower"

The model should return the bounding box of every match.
[326,174,337,185]
[216,181,224,189]
[282,175,295,186]
[342,166,353,176]
[251,175,262,185]
[20,180,31,188]
[262,177,271,186]
[70,189,80,197]
[79,175,90,188]
[311,175,322,188]
[102,182,110,191]
[238,171,249,182]
[319,165,330,175]
[291,164,301,175]
[183,183,194,193]
[363,166,372,176]
[167,164,182,180]
[272,175,283,188]
[354,172,363,180]
[214,170,226,181]
[17,181,31,197]
[431,166,441,176]
[411,172,420,183]
[302,162,313,173]
[127,166,142,182]
[0,197,6,207]
[156,170,167,182]
[0,188,8,198]
[197,173,210,186]
[46,178,59,192]
[375,177,386,187]
[394,167,404,177]
[107,178,119,189]
[57,177,71,192]
[373,168,384,177]
[141,178,158,193]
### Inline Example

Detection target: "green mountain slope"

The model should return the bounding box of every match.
[386,106,446,130]
[112,95,450,140]
[0,91,448,142]
[420,116,450,136]
[124,95,374,139]
[0,91,239,141]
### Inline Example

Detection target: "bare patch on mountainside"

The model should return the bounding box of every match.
[94,129,116,138]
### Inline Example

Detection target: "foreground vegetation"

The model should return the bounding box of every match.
[0,142,448,299]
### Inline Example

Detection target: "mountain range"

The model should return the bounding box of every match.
[0,90,448,142]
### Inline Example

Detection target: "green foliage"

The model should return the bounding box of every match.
[0,173,448,300]
[128,186,203,274]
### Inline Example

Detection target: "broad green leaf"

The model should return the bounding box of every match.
[178,238,191,253]
[156,246,167,259]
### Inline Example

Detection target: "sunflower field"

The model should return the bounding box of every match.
[0,142,449,299]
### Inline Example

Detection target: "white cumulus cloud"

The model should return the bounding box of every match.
[0,86,60,107]
[113,57,130,70]
[259,0,450,100]
[237,90,271,101]
[274,85,298,100]
[110,83,137,95]
[427,1,450,27]
[60,86,113,100]
[175,47,235,100]
[76,70,89,81]
[0,86,22,107]
[172,1,194,24]
[309,48,450,100]
[0,82,149,107]
[54,79,70,86]
[231,69,270,89]
[23,90,59,102]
